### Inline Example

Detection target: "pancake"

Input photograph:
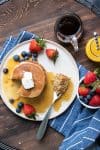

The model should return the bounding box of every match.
[11,61,46,98]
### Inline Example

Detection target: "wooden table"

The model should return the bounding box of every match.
[0,0,99,150]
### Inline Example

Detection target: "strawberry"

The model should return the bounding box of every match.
[89,95,100,106]
[23,104,36,119]
[46,49,58,63]
[96,87,100,94]
[29,40,42,53]
[78,86,90,96]
[84,71,97,85]
[29,38,45,53]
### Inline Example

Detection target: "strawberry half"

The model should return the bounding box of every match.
[84,71,97,85]
[78,86,90,96]
[23,104,36,119]
[29,38,45,53]
[89,95,100,106]
[46,49,58,63]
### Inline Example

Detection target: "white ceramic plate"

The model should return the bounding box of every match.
[0,39,79,121]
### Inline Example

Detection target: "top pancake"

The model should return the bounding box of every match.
[11,61,46,98]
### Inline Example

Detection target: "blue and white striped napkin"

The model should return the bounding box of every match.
[0,31,100,150]
[0,0,9,5]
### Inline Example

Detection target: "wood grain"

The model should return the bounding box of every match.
[0,0,100,150]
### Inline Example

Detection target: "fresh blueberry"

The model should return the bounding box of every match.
[32,52,38,58]
[32,56,37,61]
[18,102,24,108]
[84,97,88,104]
[24,56,29,60]
[13,55,20,61]
[3,68,8,74]
[79,96,84,100]
[27,52,32,57]
[32,53,38,61]
[86,95,92,100]
[9,98,14,104]
[21,51,28,57]
[16,108,21,113]
[89,91,95,96]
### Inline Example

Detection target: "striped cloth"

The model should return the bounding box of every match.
[49,67,100,150]
[0,31,100,150]
[76,0,100,16]
[0,0,9,5]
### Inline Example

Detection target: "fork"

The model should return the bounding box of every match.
[36,92,61,140]
[0,141,19,150]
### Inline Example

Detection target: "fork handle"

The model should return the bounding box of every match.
[36,105,52,140]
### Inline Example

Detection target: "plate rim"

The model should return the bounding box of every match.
[0,39,79,121]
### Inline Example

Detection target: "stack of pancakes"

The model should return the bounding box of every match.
[11,61,46,98]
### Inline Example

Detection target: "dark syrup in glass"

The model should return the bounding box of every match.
[57,16,80,36]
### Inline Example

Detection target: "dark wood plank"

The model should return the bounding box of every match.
[0,0,100,150]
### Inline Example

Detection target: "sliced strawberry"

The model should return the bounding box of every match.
[23,104,36,118]
[96,87,100,94]
[46,49,58,63]
[89,95,100,106]
[78,86,90,96]
[84,71,97,85]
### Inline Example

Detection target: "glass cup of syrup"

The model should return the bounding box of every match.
[54,12,83,51]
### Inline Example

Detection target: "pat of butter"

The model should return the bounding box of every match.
[23,71,32,79]
[22,78,34,89]
[21,72,34,89]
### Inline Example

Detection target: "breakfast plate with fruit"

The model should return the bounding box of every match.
[0,38,79,121]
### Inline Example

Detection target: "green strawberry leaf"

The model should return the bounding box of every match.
[53,49,59,64]
[94,68,100,78]
[27,113,36,120]
[80,83,86,87]
[36,37,46,48]
[90,80,100,90]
